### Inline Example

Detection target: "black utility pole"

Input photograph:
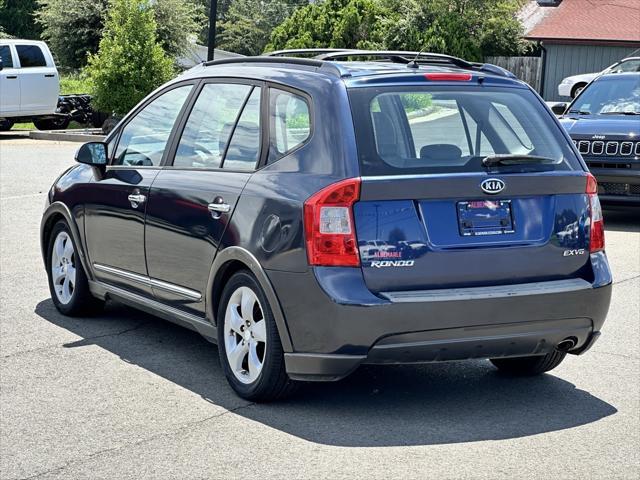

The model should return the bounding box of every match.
[207,0,218,61]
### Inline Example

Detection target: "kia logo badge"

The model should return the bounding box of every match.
[481,178,505,194]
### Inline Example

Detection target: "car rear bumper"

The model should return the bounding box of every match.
[269,252,612,381]
[558,82,573,97]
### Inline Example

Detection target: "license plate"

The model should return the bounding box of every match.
[457,200,515,236]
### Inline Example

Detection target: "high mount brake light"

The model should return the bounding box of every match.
[424,73,472,81]
[586,173,605,253]
[304,178,361,267]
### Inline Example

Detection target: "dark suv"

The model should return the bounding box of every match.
[557,72,640,205]
[41,50,612,401]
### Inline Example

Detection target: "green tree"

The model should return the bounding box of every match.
[153,0,206,58]
[384,0,525,61]
[86,0,174,115]
[37,0,108,69]
[0,0,41,39]
[268,0,526,61]
[37,0,204,69]
[267,0,386,52]
[218,0,307,56]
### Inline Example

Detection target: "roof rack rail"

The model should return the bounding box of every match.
[473,62,517,79]
[201,56,347,77]
[200,51,516,80]
[265,48,357,58]
[315,50,475,69]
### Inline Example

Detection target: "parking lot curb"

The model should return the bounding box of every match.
[29,129,105,143]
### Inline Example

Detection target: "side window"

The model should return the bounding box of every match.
[269,89,310,162]
[113,85,192,167]
[16,45,46,68]
[173,83,253,169]
[223,88,261,171]
[0,46,13,68]
[618,60,640,73]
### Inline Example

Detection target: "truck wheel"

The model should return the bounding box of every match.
[490,351,566,376]
[0,119,14,131]
[33,117,70,131]
[217,271,298,402]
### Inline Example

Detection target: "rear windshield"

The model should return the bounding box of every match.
[348,86,581,175]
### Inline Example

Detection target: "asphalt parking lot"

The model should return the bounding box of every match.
[1,136,639,480]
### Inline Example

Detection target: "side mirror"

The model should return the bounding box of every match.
[75,142,108,167]
[550,102,568,116]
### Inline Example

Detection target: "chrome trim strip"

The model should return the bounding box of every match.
[381,278,591,303]
[93,263,202,301]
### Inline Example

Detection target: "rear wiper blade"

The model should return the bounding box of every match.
[482,154,559,167]
[599,111,640,115]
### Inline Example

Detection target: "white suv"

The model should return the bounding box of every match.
[0,39,64,130]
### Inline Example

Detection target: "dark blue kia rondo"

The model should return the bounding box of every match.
[41,50,612,401]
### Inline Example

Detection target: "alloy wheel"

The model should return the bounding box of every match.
[51,231,76,304]
[224,286,267,384]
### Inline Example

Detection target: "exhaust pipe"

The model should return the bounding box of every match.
[557,337,577,352]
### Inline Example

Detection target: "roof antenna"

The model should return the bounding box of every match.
[407,45,427,69]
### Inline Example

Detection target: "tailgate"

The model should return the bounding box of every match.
[354,173,591,293]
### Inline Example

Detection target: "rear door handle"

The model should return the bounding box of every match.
[44,74,55,78]
[128,193,146,208]
[6,75,17,79]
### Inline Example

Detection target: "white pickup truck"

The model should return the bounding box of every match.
[0,39,100,131]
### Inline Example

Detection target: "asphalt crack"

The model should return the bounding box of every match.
[613,274,640,286]
[17,402,256,480]
[0,322,149,359]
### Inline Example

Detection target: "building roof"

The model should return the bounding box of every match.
[525,0,640,44]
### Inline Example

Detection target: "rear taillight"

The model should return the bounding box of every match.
[586,173,605,253]
[304,178,361,267]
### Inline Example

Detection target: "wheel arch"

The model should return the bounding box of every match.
[41,202,93,281]
[206,247,293,352]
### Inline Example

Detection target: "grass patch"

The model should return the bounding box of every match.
[60,72,93,95]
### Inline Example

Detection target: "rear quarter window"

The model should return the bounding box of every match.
[16,45,47,68]
[349,85,580,176]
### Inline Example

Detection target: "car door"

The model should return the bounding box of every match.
[84,82,195,296]
[0,44,20,114]
[144,81,264,316]
[14,43,58,114]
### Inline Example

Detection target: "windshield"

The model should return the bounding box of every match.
[348,86,580,175]
[570,75,640,115]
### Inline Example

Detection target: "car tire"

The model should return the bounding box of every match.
[217,270,297,402]
[47,221,104,316]
[571,83,586,98]
[34,117,71,131]
[490,351,567,376]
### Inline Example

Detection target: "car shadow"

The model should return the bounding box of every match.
[604,208,639,233]
[34,299,617,447]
